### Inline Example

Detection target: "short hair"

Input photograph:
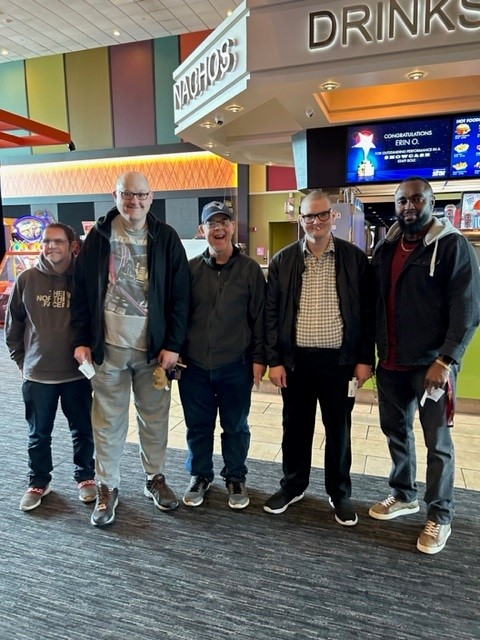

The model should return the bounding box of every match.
[300,190,331,212]
[396,176,433,194]
[44,222,76,244]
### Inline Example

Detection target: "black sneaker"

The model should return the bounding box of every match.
[263,488,304,514]
[183,476,211,507]
[144,473,179,511]
[91,483,118,527]
[329,496,358,527]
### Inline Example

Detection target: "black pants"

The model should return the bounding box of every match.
[280,348,354,500]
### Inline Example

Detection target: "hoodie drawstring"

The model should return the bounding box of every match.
[429,238,438,277]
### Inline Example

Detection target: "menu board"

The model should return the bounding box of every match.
[346,116,451,184]
[460,192,480,229]
[450,114,480,178]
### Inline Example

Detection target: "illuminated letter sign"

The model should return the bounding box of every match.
[174,38,236,109]
[309,0,480,50]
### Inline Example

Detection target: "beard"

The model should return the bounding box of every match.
[397,210,431,235]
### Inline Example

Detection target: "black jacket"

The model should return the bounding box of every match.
[182,246,265,369]
[372,217,480,365]
[71,207,190,365]
[265,237,375,370]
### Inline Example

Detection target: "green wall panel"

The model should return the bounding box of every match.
[154,36,181,145]
[25,55,69,155]
[0,60,31,158]
[65,48,113,151]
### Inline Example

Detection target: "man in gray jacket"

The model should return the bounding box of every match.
[179,202,265,509]
[5,222,95,511]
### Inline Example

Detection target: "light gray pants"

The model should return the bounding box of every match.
[91,344,171,489]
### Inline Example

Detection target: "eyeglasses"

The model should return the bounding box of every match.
[203,219,232,229]
[395,196,426,206]
[120,191,151,201]
[42,238,68,246]
[300,209,332,224]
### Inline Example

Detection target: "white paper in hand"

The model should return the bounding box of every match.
[78,360,96,379]
[420,387,445,407]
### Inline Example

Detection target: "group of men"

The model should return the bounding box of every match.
[5,173,479,556]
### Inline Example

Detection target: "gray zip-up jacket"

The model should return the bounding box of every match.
[5,254,82,382]
[372,217,480,365]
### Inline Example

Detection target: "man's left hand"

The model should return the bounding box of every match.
[253,363,267,387]
[354,363,373,388]
[425,361,449,393]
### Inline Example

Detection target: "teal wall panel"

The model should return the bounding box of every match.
[154,36,181,145]
[0,60,31,158]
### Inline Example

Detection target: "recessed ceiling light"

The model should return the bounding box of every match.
[200,121,216,129]
[225,104,243,113]
[320,81,339,91]
[407,70,426,81]
[1,49,8,55]
[113,29,120,37]
[205,142,216,148]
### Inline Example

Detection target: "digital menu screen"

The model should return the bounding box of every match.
[450,114,480,178]
[345,116,452,184]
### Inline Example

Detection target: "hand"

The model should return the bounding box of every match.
[354,363,373,388]
[425,361,449,393]
[157,349,179,370]
[253,363,267,387]
[74,346,92,365]
[269,365,287,388]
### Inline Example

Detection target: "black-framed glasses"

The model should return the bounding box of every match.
[204,219,232,229]
[300,209,332,224]
[395,195,426,207]
[120,191,151,201]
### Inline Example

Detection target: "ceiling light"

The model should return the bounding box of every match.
[200,121,216,129]
[113,29,120,37]
[1,49,8,55]
[225,104,243,113]
[407,70,426,81]
[321,81,339,91]
[204,142,216,149]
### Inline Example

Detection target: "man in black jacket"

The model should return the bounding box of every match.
[179,202,265,510]
[369,176,480,554]
[264,190,374,526]
[71,172,189,527]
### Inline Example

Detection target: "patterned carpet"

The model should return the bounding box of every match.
[1,332,479,640]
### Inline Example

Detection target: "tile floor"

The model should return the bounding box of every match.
[127,383,480,491]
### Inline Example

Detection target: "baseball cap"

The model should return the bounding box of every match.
[201,201,232,224]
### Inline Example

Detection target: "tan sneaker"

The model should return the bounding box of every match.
[369,495,419,520]
[417,520,451,554]
[19,485,52,511]
[78,479,97,503]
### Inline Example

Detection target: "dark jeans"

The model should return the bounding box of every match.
[178,359,253,483]
[280,348,355,501]
[376,365,456,524]
[22,378,94,488]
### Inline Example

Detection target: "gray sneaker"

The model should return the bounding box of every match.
[91,483,118,526]
[19,485,52,511]
[227,481,249,510]
[369,495,420,520]
[183,476,211,507]
[417,520,451,554]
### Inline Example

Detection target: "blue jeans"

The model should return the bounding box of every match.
[22,378,94,488]
[178,359,253,483]
[376,365,456,524]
